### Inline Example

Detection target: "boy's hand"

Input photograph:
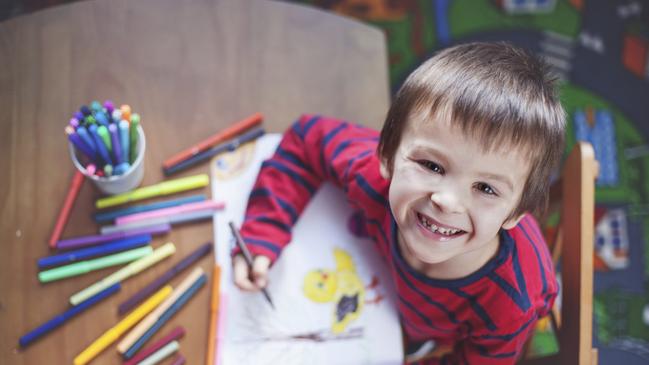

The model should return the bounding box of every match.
[233,254,271,291]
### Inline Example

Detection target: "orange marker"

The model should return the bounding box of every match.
[205,265,221,365]
[48,171,85,248]
[163,113,263,169]
[120,104,132,123]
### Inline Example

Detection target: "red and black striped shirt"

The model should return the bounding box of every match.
[238,115,558,364]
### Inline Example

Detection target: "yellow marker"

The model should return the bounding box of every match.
[117,267,204,353]
[96,174,209,209]
[73,285,172,365]
[70,243,176,305]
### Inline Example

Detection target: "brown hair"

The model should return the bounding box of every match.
[378,42,566,219]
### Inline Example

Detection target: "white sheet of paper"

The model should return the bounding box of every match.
[211,134,403,365]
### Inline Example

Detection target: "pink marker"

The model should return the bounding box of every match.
[85,164,96,176]
[115,200,224,225]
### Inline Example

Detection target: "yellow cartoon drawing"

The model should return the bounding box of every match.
[303,248,383,334]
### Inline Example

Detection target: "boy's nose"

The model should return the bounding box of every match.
[429,189,464,215]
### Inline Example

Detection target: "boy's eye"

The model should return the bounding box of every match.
[417,160,444,174]
[475,182,497,196]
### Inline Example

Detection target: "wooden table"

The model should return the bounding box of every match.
[0,0,389,363]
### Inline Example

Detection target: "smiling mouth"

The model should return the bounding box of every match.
[416,212,466,237]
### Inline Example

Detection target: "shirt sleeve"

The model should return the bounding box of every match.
[234,115,380,263]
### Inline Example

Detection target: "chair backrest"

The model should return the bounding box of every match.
[520,141,599,365]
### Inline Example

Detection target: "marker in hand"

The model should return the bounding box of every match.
[229,221,275,310]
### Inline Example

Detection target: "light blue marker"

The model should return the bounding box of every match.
[119,120,130,164]
[95,111,110,127]
[114,162,130,175]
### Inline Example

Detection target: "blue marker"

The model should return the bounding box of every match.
[94,195,206,223]
[18,284,120,348]
[123,274,207,359]
[73,111,85,124]
[38,234,152,268]
[109,124,123,165]
[76,126,97,156]
[89,124,112,166]
[80,105,92,118]
[66,126,96,162]
[95,111,110,127]
[119,120,130,163]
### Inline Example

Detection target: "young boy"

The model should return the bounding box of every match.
[233,42,565,364]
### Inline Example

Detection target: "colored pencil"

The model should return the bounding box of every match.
[123,326,185,365]
[38,246,153,283]
[229,221,275,309]
[48,171,85,248]
[93,194,206,223]
[56,223,170,250]
[116,200,224,225]
[95,174,209,209]
[206,265,221,365]
[73,286,172,365]
[38,234,151,269]
[100,210,214,235]
[117,268,203,353]
[118,243,212,315]
[162,113,262,169]
[163,127,265,176]
[123,274,207,359]
[138,341,180,365]
[69,243,175,305]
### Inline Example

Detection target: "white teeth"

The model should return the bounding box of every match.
[417,214,461,236]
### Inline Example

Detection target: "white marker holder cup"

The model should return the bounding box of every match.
[69,125,146,195]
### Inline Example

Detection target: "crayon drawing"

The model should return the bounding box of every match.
[211,135,403,365]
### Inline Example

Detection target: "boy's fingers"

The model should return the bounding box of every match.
[233,255,257,291]
[252,255,271,288]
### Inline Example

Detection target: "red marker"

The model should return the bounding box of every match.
[48,171,85,248]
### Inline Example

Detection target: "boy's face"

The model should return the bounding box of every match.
[380,112,530,278]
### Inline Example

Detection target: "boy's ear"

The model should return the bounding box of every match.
[502,213,525,230]
[379,158,391,179]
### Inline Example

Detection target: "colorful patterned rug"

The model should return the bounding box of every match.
[287,0,649,363]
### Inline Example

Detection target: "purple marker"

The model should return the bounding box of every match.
[109,124,123,165]
[74,111,85,123]
[104,100,114,117]
[56,223,171,250]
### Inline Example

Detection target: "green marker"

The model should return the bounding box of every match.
[86,115,97,125]
[129,113,140,164]
[97,125,112,153]
[104,164,113,177]
[38,246,153,283]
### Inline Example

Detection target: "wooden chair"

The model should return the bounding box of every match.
[520,141,599,365]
